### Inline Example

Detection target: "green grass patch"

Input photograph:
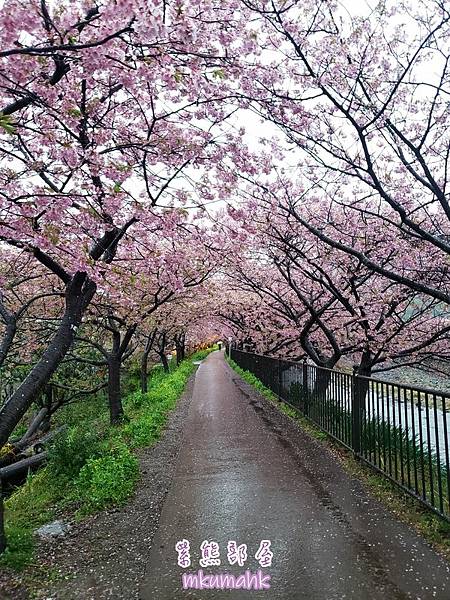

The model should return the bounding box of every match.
[75,441,139,514]
[1,348,214,571]
[226,356,450,561]
[1,470,63,570]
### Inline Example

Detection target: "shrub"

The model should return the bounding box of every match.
[47,426,102,480]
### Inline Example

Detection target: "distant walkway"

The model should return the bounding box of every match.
[140,350,450,599]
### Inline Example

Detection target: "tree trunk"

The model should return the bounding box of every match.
[160,352,170,373]
[14,407,48,450]
[311,357,338,401]
[140,329,156,394]
[39,385,53,434]
[175,333,185,365]
[180,334,186,361]
[0,316,16,369]
[141,350,150,393]
[352,351,373,454]
[0,273,96,449]
[354,351,373,407]
[312,369,331,400]
[156,331,169,373]
[39,410,51,435]
[0,452,48,480]
[175,345,182,366]
[107,355,124,424]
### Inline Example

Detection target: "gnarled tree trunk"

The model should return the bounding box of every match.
[0,272,96,449]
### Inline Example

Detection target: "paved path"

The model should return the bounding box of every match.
[140,351,450,599]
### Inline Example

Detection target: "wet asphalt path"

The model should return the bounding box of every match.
[140,351,450,599]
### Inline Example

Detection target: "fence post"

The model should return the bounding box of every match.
[302,358,308,416]
[351,366,362,456]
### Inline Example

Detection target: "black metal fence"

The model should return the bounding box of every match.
[230,348,450,521]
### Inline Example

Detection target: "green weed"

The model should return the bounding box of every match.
[75,442,139,514]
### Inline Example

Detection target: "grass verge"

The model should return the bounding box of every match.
[227,356,450,560]
[1,348,214,571]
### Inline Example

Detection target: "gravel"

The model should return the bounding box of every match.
[375,363,450,394]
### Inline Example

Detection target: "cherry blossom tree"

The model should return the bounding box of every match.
[70,219,217,420]
[0,0,260,447]
[0,0,261,552]
[220,196,450,383]
[240,0,450,304]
